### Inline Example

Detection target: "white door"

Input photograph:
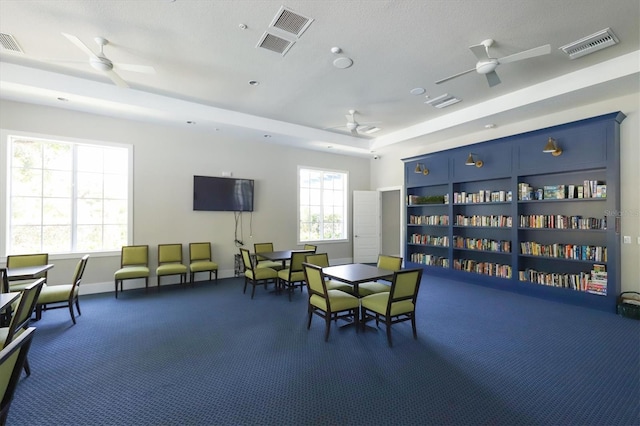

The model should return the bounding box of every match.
[353,190,380,263]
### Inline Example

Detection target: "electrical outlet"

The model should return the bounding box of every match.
[623,236,631,244]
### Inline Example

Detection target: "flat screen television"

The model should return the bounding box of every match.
[193,175,254,212]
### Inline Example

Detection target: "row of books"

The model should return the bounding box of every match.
[519,241,607,262]
[452,190,512,204]
[518,269,592,291]
[453,259,512,278]
[409,234,449,246]
[409,215,449,225]
[518,214,606,230]
[454,214,513,227]
[410,253,449,267]
[518,180,606,201]
[453,236,511,252]
[587,264,607,295]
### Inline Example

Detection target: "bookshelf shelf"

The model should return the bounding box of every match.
[403,112,625,311]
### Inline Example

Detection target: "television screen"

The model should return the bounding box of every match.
[193,175,254,212]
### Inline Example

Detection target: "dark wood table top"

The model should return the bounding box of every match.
[259,250,313,261]
[322,263,394,285]
[6,264,54,281]
[0,292,20,310]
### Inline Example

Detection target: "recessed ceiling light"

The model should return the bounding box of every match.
[263,134,271,138]
[239,24,247,30]
[57,97,68,102]
[410,88,426,96]
[327,145,333,149]
[186,121,196,125]
[485,123,496,129]
[249,80,260,86]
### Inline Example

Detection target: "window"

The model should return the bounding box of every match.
[298,167,348,242]
[4,133,131,255]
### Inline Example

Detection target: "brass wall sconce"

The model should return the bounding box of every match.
[465,153,483,168]
[543,137,563,156]
[414,163,429,175]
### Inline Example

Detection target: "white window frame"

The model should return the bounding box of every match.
[297,166,349,244]
[1,128,133,259]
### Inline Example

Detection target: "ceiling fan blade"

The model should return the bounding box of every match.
[114,63,156,74]
[485,70,501,87]
[499,44,551,64]
[104,69,129,88]
[61,32,99,60]
[469,43,490,61]
[435,67,476,85]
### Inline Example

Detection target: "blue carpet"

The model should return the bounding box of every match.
[8,275,640,425]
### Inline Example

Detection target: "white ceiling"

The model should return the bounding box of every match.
[1,0,638,157]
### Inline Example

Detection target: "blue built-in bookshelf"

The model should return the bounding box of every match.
[403,112,625,312]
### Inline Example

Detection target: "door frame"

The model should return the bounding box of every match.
[377,185,404,261]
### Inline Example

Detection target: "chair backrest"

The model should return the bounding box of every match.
[189,242,211,262]
[0,269,8,294]
[159,244,183,264]
[121,245,148,268]
[387,269,423,312]
[3,278,44,349]
[6,253,48,270]
[305,253,329,268]
[254,243,274,261]
[303,263,328,298]
[289,251,311,273]
[71,255,90,293]
[378,255,403,271]
[0,327,36,425]
[303,244,317,253]
[239,248,254,271]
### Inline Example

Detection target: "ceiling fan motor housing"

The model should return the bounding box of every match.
[90,56,113,72]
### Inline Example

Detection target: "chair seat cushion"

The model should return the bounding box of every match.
[326,280,353,294]
[37,284,76,304]
[278,269,305,282]
[358,281,390,296]
[157,264,188,276]
[190,261,218,273]
[311,290,359,312]
[114,266,150,279]
[246,267,278,280]
[257,261,284,270]
[361,293,414,316]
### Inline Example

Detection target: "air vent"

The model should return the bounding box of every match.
[559,28,619,60]
[425,93,461,109]
[270,6,314,37]
[257,32,295,55]
[0,33,23,53]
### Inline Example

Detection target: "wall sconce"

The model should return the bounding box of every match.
[465,153,483,168]
[414,163,429,175]
[542,137,563,156]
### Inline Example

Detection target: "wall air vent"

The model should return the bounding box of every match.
[270,6,314,38]
[559,28,619,60]
[0,33,23,53]
[425,93,461,109]
[257,32,295,55]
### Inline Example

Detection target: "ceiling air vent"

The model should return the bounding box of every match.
[559,28,619,60]
[270,6,314,38]
[0,33,23,53]
[257,32,295,55]
[425,93,461,109]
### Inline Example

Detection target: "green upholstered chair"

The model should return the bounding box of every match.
[357,255,403,297]
[189,242,218,284]
[277,251,311,301]
[114,245,150,298]
[35,255,89,324]
[0,327,36,426]
[360,268,423,347]
[304,253,353,294]
[253,242,284,270]
[303,244,318,253]
[240,248,278,299]
[303,262,360,341]
[156,244,188,287]
[0,278,44,377]
[6,253,49,292]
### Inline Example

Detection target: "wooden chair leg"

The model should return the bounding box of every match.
[69,304,76,325]
[386,318,393,347]
[324,316,331,341]
[307,307,313,329]
[411,316,417,339]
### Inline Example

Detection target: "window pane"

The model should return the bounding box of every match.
[43,198,72,225]
[77,145,104,172]
[42,225,71,252]
[10,197,42,225]
[43,142,72,171]
[43,170,72,197]
[11,169,42,197]
[77,172,104,198]
[78,198,103,225]
[12,140,42,169]
[10,225,42,254]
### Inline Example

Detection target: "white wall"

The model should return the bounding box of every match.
[370,93,640,293]
[0,100,370,293]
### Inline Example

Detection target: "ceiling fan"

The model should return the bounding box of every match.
[435,39,551,87]
[327,110,381,136]
[60,32,156,88]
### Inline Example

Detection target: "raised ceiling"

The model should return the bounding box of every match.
[0,0,638,157]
